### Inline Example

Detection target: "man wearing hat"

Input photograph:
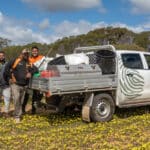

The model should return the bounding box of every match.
[4,48,38,123]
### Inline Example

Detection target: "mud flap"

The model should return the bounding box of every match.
[82,93,94,122]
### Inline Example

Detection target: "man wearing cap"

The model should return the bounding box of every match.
[4,48,38,123]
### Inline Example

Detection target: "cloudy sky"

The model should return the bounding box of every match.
[0,0,150,45]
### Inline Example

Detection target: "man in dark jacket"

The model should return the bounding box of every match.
[4,49,38,123]
[0,51,11,117]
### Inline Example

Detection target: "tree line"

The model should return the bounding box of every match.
[0,27,150,60]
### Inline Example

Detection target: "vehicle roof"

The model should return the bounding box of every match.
[116,50,150,55]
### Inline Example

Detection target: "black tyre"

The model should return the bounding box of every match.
[91,93,115,122]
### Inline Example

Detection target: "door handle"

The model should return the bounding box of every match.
[126,73,133,77]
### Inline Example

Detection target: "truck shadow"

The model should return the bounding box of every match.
[23,104,150,122]
[115,106,150,119]
[31,104,81,119]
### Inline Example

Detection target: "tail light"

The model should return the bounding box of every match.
[45,91,51,97]
[40,70,59,78]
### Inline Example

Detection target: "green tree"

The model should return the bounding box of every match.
[0,37,11,50]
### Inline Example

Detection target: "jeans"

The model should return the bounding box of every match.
[2,87,11,113]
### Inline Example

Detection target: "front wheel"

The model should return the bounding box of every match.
[91,93,115,122]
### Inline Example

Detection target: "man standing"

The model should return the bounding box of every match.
[22,46,44,114]
[4,49,38,123]
[0,51,11,117]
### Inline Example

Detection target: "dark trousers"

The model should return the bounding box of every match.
[22,90,43,113]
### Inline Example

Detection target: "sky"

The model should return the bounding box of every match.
[0,0,150,45]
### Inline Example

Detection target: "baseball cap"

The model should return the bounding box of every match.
[22,48,30,54]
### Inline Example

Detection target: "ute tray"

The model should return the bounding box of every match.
[29,64,117,95]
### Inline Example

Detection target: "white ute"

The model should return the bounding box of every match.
[30,45,150,122]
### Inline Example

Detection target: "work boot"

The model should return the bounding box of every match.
[15,118,21,124]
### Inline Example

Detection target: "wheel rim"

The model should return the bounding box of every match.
[96,99,110,117]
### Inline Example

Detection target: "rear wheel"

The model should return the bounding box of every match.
[91,93,115,122]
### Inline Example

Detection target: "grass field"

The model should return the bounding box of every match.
[0,104,149,150]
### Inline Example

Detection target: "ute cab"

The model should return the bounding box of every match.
[75,47,150,122]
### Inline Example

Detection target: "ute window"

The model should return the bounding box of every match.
[144,54,150,69]
[121,53,143,69]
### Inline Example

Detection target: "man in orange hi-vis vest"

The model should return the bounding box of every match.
[22,46,44,114]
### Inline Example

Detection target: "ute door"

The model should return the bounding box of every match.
[116,52,150,107]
